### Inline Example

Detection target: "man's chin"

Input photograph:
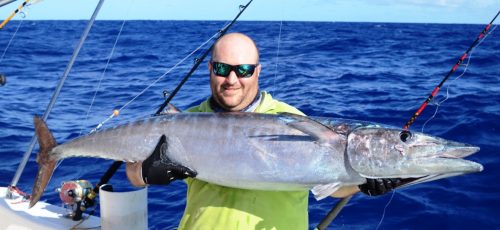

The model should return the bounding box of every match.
[217,98,243,111]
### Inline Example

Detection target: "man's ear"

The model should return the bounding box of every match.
[256,63,261,78]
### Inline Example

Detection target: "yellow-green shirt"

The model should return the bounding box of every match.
[178,91,309,230]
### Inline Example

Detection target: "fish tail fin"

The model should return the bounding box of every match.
[30,116,58,208]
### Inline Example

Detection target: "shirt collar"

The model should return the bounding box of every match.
[209,91,262,112]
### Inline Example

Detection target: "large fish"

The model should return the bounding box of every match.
[30,113,482,208]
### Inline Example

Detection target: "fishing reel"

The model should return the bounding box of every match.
[0,73,6,86]
[57,180,96,221]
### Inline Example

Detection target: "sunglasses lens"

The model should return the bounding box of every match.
[213,62,231,77]
[236,65,256,78]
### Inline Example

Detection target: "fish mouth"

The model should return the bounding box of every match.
[409,143,483,177]
[386,149,484,189]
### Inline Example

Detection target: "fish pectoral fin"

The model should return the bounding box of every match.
[151,135,168,161]
[311,183,341,200]
[146,134,189,169]
[279,113,342,144]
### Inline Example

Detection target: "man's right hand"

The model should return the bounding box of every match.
[358,178,402,196]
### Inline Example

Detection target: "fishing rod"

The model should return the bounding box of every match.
[399,10,500,142]
[315,195,353,230]
[0,0,43,29]
[154,0,254,115]
[316,10,500,230]
[7,0,106,198]
[94,0,255,202]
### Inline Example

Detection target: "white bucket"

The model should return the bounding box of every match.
[99,185,148,230]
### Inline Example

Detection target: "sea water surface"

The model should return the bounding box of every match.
[0,20,499,229]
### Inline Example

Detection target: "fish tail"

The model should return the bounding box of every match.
[29,116,58,208]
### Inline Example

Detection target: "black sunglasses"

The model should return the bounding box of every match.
[211,61,258,78]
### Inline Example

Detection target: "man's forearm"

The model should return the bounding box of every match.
[330,185,360,198]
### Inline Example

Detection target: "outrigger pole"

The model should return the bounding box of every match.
[7,0,106,198]
[399,10,500,142]
[93,0,255,199]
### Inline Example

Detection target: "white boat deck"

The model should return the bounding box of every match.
[0,187,101,230]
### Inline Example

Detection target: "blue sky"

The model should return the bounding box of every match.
[0,0,499,24]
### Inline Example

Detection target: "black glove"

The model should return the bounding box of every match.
[142,135,197,185]
[359,178,402,196]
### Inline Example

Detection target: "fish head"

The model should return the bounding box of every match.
[346,127,483,181]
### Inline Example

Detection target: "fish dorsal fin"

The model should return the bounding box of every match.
[278,113,344,144]
[158,103,181,115]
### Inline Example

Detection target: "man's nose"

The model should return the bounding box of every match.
[224,70,238,84]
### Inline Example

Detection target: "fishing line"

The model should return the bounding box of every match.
[80,0,136,136]
[271,20,283,96]
[80,19,128,136]
[420,24,498,133]
[88,29,223,133]
[0,18,23,64]
[421,51,473,132]
[375,191,396,230]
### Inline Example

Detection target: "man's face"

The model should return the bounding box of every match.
[209,35,260,111]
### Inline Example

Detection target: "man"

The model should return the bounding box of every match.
[127,33,399,229]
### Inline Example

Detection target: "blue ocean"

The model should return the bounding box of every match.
[0,20,499,229]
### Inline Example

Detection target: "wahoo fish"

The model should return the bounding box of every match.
[30,113,483,208]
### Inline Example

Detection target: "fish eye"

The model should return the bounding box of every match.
[399,130,412,142]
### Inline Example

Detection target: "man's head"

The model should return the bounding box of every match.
[209,33,261,111]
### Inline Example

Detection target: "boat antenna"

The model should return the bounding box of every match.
[399,10,500,142]
[7,0,107,198]
[154,0,254,115]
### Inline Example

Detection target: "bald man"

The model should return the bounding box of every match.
[127,33,396,229]
[175,33,310,229]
